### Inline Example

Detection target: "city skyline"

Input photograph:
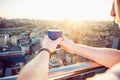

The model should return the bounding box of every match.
[0,0,114,21]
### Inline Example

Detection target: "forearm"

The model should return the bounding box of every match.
[17,51,49,80]
[73,44,120,68]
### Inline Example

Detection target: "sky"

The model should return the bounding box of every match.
[0,0,114,21]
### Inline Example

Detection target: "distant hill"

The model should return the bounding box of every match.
[0,18,35,28]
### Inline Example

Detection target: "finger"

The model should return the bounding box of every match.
[60,46,64,50]
[55,37,62,43]
[62,35,67,40]
[44,36,48,40]
[60,36,66,45]
[60,46,68,51]
[45,36,54,42]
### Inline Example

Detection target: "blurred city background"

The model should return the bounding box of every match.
[0,17,120,78]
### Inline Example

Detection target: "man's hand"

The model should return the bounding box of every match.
[60,36,75,54]
[42,36,62,53]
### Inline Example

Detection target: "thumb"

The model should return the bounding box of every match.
[55,37,62,44]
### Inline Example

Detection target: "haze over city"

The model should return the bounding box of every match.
[0,0,113,21]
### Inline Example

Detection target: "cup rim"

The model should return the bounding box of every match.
[48,29,63,32]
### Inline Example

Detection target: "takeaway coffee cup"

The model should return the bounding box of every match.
[48,29,63,48]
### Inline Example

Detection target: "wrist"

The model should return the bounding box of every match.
[70,43,78,53]
[38,48,52,58]
[73,44,83,54]
[39,50,50,58]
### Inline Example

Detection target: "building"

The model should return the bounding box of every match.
[0,45,25,77]
[0,34,7,47]
[66,54,79,65]
[49,54,63,68]
[109,24,120,49]
[11,35,17,45]
[0,45,23,56]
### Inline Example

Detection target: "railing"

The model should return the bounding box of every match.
[47,61,106,80]
[0,61,107,80]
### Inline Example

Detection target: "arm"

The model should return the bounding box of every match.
[17,51,49,80]
[17,37,62,80]
[86,63,120,80]
[60,36,120,68]
[73,44,120,68]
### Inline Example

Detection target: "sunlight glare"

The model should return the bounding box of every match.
[0,0,113,20]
